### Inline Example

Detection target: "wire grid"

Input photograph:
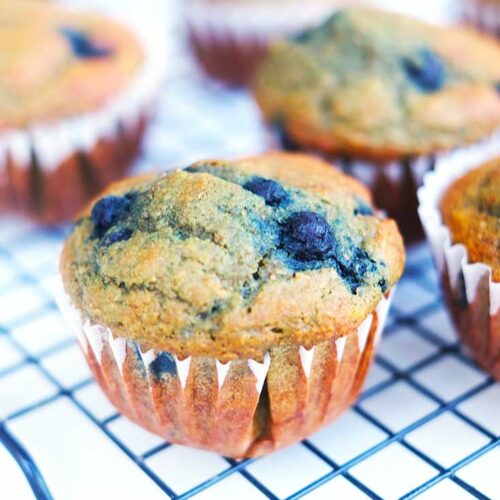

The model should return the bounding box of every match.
[0,1,499,499]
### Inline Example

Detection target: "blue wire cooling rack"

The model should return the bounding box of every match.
[0,1,498,499]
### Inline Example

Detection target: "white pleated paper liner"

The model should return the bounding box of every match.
[461,0,500,37]
[0,6,166,174]
[54,273,393,456]
[418,131,499,314]
[55,276,392,390]
[417,131,499,376]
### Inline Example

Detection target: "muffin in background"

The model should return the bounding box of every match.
[461,0,500,37]
[418,143,499,379]
[253,8,500,242]
[57,152,404,457]
[0,0,164,223]
[185,0,357,86]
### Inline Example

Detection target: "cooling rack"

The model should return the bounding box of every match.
[0,0,498,498]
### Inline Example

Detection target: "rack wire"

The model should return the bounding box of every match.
[0,0,498,498]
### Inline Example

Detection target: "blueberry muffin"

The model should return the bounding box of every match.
[0,0,162,223]
[424,158,499,379]
[254,8,500,241]
[59,152,404,457]
[441,159,500,280]
[462,0,500,38]
[185,0,354,86]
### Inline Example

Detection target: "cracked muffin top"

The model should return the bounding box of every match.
[61,153,404,361]
[0,0,143,130]
[440,158,499,281]
[253,8,500,160]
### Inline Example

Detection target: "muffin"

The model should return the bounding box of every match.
[253,8,500,242]
[419,146,499,379]
[57,152,404,457]
[0,0,164,223]
[185,0,357,86]
[462,0,500,37]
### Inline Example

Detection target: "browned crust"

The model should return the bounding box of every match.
[60,152,405,362]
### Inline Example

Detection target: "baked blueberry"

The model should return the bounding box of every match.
[334,246,376,293]
[150,352,177,379]
[59,27,112,59]
[281,211,335,261]
[243,177,289,207]
[378,278,388,292]
[403,48,445,92]
[99,227,133,247]
[354,199,374,216]
[91,195,133,237]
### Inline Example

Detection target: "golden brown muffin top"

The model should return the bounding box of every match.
[0,0,143,130]
[440,158,500,281]
[61,153,404,361]
[254,8,500,160]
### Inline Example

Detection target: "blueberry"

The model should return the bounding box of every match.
[243,177,289,207]
[150,352,177,380]
[403,48,445,92]
[281,211,335,261]
[91,195,133,237]
[496,82,500,93]
[99,227,133,247]
[378,278,388,293]
[354,199,374,216]
[59,27,112,59]
[199,300,223,320]
[335,246,377,294]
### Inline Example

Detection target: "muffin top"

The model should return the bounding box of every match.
[61,153,404,361]
[0,0,143,131]
[254,8,500,160]
[440,158,499,281]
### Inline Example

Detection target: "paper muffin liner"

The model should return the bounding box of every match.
[55,277,392,458]
[185,0,343,86]
[275,129,500,244]
[461,0,500,37]
[0,10,166,224]
[418,132,500,379]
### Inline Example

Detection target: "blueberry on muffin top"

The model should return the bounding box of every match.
[59,27,113,59]
[254,8,500,160]
[61,153,404,361]
[0,0,143,130]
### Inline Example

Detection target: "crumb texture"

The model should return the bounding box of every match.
[61,153,404,360]
[254,8,500,159]
[0,0,143,130]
